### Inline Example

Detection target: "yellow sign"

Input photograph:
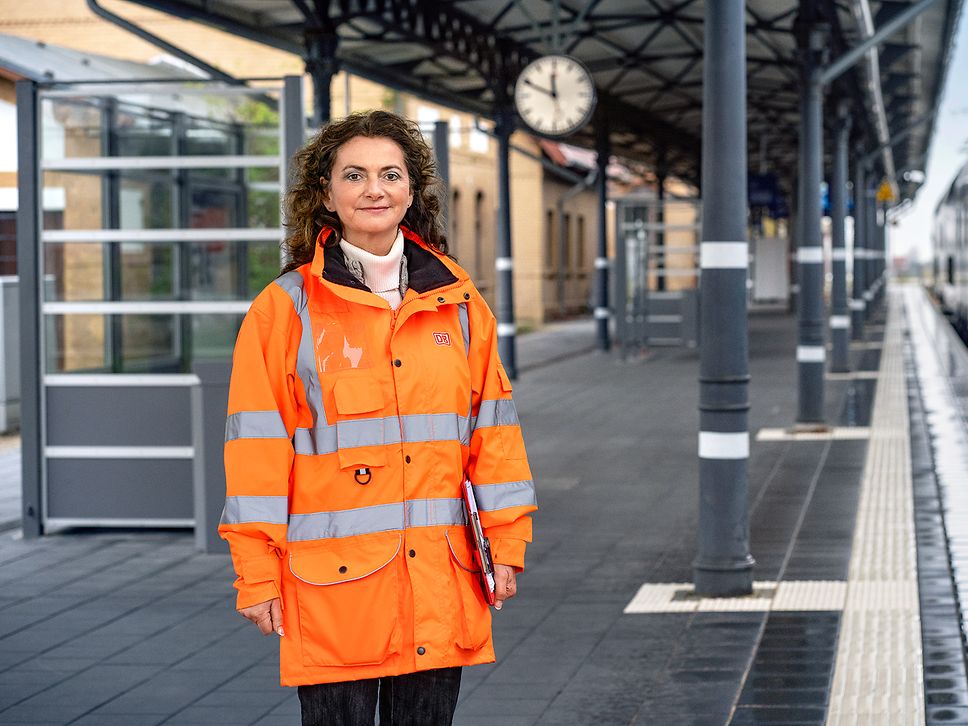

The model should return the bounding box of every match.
[876,179,896,203]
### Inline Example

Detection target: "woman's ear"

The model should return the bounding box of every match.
[319,176,334,212]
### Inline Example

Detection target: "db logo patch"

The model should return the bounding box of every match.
[433,332,452,346]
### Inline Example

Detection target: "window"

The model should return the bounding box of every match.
[577,214,586,272]
[563,213,572,271]
[546,210,556,269]
[450,188,460,257]
[474,191,485,279]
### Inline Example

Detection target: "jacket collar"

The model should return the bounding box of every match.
[310,226,463,295]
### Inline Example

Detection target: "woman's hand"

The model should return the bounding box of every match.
[239,598,285,636]
[493,564,517,610]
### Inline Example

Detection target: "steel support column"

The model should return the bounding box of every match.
[694,0,754,597]
[433,120,450,232]
[16,80,42,538]
[656,165,667,293]
[595,114,611,351]
[306,31,338,127]
[850,155,867,340]
[795,21,827,425]
[829,103,850,372]
[865,186,877,319]
[495,110,517,378]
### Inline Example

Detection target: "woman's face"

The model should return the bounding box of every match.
[322,135,414,253]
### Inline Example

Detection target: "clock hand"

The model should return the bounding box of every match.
[524,78,555,97]
[550,68,558,100]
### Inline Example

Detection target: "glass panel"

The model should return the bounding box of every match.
[43,241,279,302]
[46,314,107,373]
[193,313,245,360]
[43,243,106,302]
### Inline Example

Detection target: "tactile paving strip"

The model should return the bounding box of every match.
[826,291,924,725]
[755,427,871,442]
[623,580,846,614]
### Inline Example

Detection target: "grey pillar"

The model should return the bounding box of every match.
[595,114,611,351]
[850,156,866,340]
[283,75,304,178]
[876,205,887,304]
[16,80,42,538]
[495,111,517,378]
[306,31,338,127]
[433,120,450,232]
[693,0,754,597]
[656,169,667,293]
[865,187,877,318]
[829,104,850,372]
[795,22,827,425]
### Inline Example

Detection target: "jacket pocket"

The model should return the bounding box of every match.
[445,528,491,651]
[495,367,527,461]
[290,533,402,667]
[332,376,388,470]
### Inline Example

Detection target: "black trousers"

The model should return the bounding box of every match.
[298,666,462,726]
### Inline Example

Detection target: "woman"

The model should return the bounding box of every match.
[219,110,537,726]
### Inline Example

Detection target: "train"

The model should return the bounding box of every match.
[933,158,968,334]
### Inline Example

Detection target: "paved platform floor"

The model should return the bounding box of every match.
[0,290,964,725]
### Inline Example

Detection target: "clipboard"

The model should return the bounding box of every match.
[461,478,497,606]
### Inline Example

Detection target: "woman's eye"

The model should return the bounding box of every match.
[384,172,401,181]
[345,172,363,181]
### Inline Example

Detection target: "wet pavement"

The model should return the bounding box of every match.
[0,292,966,724]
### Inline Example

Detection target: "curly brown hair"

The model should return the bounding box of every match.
[281,110,448,274]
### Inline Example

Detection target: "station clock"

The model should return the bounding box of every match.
[513,55,597,138]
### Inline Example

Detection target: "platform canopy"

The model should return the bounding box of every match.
[116,0,961,199]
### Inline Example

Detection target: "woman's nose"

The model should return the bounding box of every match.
[364,178,383,197]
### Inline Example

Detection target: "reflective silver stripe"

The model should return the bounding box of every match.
[336,416,392,449]
[458,412,472,446]
[293,413,469,455]
[401,413,460,443]
[407,498,466,528]
[275,272,328,430]
[225,410,289,442]
[289,502,404,541]
[457,302,470,355]
[221,495,289,525]
[472,480,537,511]
[473,399,519,430]
[293,424,338,456]
[287,498,466,541]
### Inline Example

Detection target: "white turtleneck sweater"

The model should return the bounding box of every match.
[339,230,405,310]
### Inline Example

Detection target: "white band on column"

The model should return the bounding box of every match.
[594,307,610,319]
[791,284,801,294]
[797,345,826,363]
[832,249,847,261]
[700,241,748,269]
[497,322,516,337]
[595,257,609,270]
[849,299,866,310]
[797,247,823,264]
[864,290,874,301]
[830,315,850,329]
[698,431,749,460]
[495,257,513,272]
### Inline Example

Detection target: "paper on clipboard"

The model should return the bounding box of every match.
[461,478,497,606]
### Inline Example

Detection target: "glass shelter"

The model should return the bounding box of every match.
[18,78,302,536]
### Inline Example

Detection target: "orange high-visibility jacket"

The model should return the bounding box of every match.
[219,226,537,686]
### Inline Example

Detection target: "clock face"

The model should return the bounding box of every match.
[513,55,597,138]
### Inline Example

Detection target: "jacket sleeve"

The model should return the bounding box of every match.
[219,290,300,610]
[465,296,537,571]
